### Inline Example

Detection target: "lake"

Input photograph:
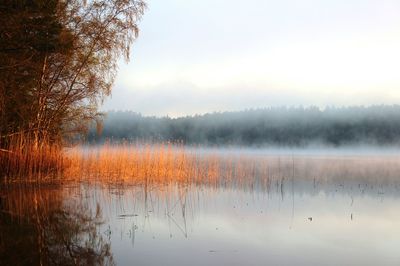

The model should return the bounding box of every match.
[2,147,400,265]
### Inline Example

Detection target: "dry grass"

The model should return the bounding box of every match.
[0,134,65,182]
[0,137,264,187]
[4,137,400,192]
[64,143,265,188]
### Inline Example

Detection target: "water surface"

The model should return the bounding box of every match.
[2,153,400,265]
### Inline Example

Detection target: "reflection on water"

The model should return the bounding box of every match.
[0,184,114,265]
[2,154,400,265]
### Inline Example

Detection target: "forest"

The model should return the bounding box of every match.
[89,105,400,146]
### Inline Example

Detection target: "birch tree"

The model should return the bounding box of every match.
[0,0,146,145]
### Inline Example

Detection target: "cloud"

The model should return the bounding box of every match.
[106,0,400,115]
[102,80,400,117]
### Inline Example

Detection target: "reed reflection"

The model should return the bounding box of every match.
[85,153,400,245]
[3,147,400,265]
[0,184,114,265]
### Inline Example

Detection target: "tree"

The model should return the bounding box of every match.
[0,0,69,139]
[0,0,146,145]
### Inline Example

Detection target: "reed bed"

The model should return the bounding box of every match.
[64,143,266,189]
[0,135,264,187]
[0,134,65,182]
[4,136,400,192]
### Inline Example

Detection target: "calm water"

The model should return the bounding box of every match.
[2,152,400,265]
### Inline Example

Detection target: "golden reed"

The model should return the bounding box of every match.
[0,134,65,182]
[1,139,265,188]
[64,142,265,188]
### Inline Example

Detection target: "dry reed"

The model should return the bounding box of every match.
[4,136,400,193]
[1,136,264,188]
[63,143,264,188]
[0,134,65,182]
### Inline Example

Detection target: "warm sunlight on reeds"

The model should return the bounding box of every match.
[0,134,65,182]
[4,137,400,192]
[63,143,265,188]
[1,135,264,186]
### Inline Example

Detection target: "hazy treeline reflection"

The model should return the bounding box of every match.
[90,106,400,146]
[0,184,114,266]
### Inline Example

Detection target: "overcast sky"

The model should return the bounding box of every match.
[103,0,400,117]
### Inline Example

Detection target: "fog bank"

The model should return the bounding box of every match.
[89,105,400,147]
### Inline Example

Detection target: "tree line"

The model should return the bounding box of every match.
[89,106,400,146]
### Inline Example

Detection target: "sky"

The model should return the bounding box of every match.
[103,0,400,117]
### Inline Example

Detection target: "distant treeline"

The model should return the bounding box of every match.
[89,106,400,146]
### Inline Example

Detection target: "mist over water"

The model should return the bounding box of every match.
[3,149,400,265]
[90,106,400,147]
[3,0,400,265]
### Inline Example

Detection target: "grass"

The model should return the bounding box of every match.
[0,134,65,182]
[0,137,265,188]
[3,136,400,192]
[64,142,266,188]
